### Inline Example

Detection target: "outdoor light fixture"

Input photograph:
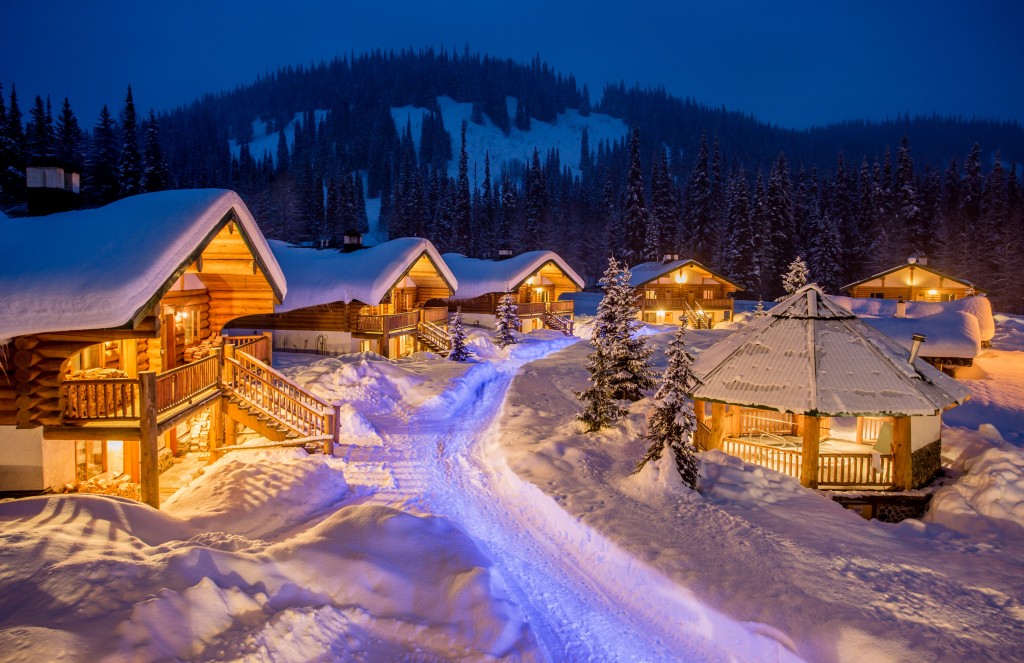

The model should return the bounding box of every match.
[928,289,938,296]
[675,271,687,283]
[526,276,535,285]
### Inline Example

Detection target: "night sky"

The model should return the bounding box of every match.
[3,0,1022,129]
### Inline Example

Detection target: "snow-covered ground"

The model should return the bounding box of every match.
[2,316,1023,661]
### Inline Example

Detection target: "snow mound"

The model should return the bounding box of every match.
[697,450,813,505]
[266,505,538,659]
[924,426,1024,539]
[163,448,355,539]
[282,352,428,411]
[834,295,995,355]
[335,402,382,446]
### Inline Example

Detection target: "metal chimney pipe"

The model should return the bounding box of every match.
[895,298,907,318]
[908,333,926,364]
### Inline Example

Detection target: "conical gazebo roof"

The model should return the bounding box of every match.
[689,284,971,417]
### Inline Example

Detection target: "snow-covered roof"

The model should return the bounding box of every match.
[832,295,995,359]
[443,251,584,300]
[0,189,285,343]
[690,284,971,417]
[628,258,743,290]
[842,262,984,293]
[274,237,456,312]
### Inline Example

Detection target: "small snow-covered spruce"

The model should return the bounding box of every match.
[778,256,809,301]
[494,293,520,348]
[447,307,472,361]
[753,298,767,317]
[595,257,655,401]
[633,321,700,488]
[576,257,655,432]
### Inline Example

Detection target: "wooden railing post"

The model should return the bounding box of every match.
[138,370,160,509]
[262,332,273,366]
[326,403,341,456]
[709,402,727,450]
[891,415,913,490]
[801,415,820,489]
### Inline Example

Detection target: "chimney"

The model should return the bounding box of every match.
[908,333,926,365]
[497,244,513,260]
[26,160,80,216]
[662,253,679,263]
[895,298,907,318]
[341,229,363,253]
[917,254,928,266]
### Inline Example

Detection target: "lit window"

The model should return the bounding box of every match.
[645,290,657,300]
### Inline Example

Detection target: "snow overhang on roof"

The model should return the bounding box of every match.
[689,284,971,417]
[0,189,285,343]
[274,237,456,312]
[443,251,584,300]
[628,258,743,290]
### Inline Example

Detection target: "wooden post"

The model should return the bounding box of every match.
[326,403,341,456]
[208,395,222,465]
[138,371,160,509]
[855,417,864,445]
[709,402,727,450]
[801,415,820,489]
[262,332,273,366]
[891,415,913,490]
[693,399,705,426]
[731,406,742,437]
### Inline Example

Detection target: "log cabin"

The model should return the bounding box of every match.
[689,284,971,491]
[442,251,584,334]
[227,238,457,358]
[843,256,985,302]
[629,258,741,327]
[0,189,338,509]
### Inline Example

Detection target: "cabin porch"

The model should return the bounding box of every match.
[693,403,931,490]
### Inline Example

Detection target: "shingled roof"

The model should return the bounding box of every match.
[689,284,971,417]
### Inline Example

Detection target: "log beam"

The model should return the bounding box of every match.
[138,371,160,509]
[709,402,727,451]
[801,415,821,489]
[891,415,913,490]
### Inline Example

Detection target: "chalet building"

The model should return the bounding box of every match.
[690,285,971,491]
[629,258,741,327]
[0,190,339,509]
[443,251,584,334]
[843,256,985,302]
[228,238,457,358]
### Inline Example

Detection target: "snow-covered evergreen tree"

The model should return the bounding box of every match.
[494,293,520,348]
[634,321,700,488]
[118,86,142,197]
[753,299,767,317]
[447,307,472,361]
[577,257,656,431]
[779,256,809,300]
[141,110,168,193]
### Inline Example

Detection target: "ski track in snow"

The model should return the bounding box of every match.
[331,340,799,662]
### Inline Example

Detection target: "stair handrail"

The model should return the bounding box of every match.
[225,358,327,438]
[232,350,332,413]
[417,319,451,352]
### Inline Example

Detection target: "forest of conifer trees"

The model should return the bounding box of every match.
[1,48,1023,311]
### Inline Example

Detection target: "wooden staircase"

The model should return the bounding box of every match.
[222,347,337,451]
[416,320,451,355]
[543,310,574,335]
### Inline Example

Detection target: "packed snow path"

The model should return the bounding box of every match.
[313,337,800,662]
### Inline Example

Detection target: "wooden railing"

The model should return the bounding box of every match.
[694,419,712,451]
[224,351,333,438]
[231,335,270,363]
[818,453,892,488]
[738,409,796,436]
[155,354,219,414]
[518,301,548,316]
[421,307,449,324]
[859,416,889,444]
[720,437,893,488]
[417,319,452,353]
[63,379,139,421]
[550,300,574,314]
[722,437,804,478]
[356,311,421,334]
[697,298,734,309]
[641,297,733,310]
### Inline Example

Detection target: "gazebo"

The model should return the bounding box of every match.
[689,284,971,490]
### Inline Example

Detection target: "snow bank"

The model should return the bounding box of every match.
[924,426,1024,539]
[163,448,356,539]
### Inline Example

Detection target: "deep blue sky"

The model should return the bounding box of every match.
[3,1,1022,129]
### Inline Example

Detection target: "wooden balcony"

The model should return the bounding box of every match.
[641,297,733,310]
[517,302,548,317]
[355,311,421,335]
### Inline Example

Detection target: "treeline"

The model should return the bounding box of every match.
[1,48,1023,311]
